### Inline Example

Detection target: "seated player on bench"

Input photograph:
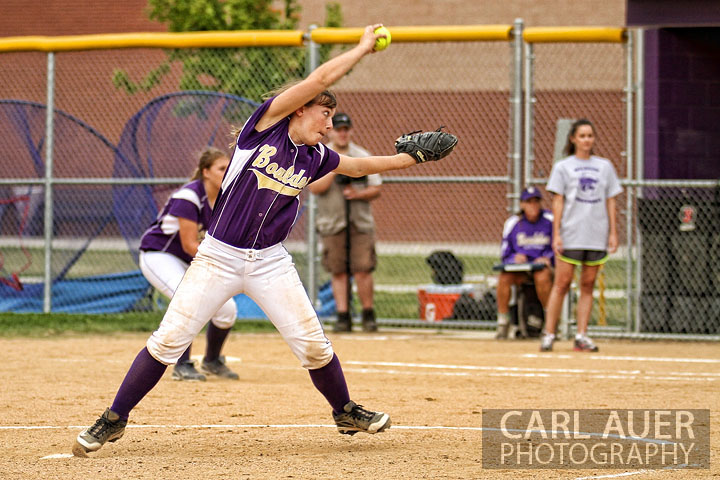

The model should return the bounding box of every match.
[495,187,554,339]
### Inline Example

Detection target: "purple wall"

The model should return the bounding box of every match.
[627,0,720,27]
[644,28,720,179]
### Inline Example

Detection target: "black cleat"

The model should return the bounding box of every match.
[201,356,239,380]
[73,408,127,457]
[333,312,352,333]
[172,360,206,381]
[361,309,378,332]
[333,401,391,436]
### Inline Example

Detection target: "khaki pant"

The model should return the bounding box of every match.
[321,225,376,274]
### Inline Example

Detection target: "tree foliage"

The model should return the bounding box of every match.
[113,0,342,101]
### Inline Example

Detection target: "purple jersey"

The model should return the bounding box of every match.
[139,179,210,264]
[208,97,340,249]
[500,209,554,264]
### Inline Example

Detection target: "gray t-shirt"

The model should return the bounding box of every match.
[546,155,623,250]
[314,141,381,236]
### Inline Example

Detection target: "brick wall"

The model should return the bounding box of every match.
[0,0,163,36]
[0,0,625,38]
[0,1,629,243]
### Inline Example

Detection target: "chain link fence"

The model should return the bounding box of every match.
[525,36,632,336]
[0,26,717,339]
[637,185,720,336]
[0,28,515,323]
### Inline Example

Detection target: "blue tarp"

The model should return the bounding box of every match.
[316,280,336,317]
[0,270,151,313]
[0,270,267,318]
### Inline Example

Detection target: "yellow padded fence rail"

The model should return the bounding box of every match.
[310,25,514,43]
[523,26,626,43]
[0,31,305,52]
[0,25,627,52]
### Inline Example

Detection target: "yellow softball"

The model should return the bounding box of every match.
[373,26,391,51]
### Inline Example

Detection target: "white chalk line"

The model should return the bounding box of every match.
[22,423,674,467]
[48,359,719,382]
[9,424,481,432]
[29,423,693,480]
[340,366,717,382]
[54,355,243,364]
[340,360,718,382]
[28,423,482,460]
[40,453,74,459]
[11,424,680,445]
[35,424,692,480]
[51,356,720,381]
[575,469,652,479]
[524,353,720,364]
[574,463,697,480]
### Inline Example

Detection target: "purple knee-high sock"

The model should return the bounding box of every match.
[204,323,231,362]
[308,354,351,414]
[177,345,191,364]
[110,347,167,420]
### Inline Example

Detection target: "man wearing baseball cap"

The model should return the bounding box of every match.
[332,113,352,128]
[308,112,382,333]
[495,186,554,339]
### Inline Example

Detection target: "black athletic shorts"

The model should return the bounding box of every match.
[558,249,608,266]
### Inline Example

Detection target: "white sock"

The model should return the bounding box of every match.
[497,313,509,326]
[543,332,555,340]
[575,333,585,340]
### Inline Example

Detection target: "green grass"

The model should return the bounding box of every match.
[373,254,498,285]
[3,246,631,288]
[0,296,629,337]
[0,246,136,278]
[374,291,420,319]
[1,248,633,330]
[0,312,276,337]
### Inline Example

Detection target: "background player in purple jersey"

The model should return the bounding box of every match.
[139,147,239,381]
[495,187,554,339]
[73,24,457,456]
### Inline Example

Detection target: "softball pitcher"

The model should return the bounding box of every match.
[139,147,239,381]
[74,24,457,456]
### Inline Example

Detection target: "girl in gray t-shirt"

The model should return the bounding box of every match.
[540,119,623,353]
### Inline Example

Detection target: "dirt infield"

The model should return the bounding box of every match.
[0,331,717,479]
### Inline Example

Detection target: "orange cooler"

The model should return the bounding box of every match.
[417,284,474,321]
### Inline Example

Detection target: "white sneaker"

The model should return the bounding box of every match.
[495,322,510,339]
[574,335,599,352]
[540,333,555,352]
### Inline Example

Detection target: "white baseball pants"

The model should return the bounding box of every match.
[146,235,333,369]
[139,250,238,330]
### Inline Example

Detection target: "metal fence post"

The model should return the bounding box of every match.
[305,25,320,307]
[42,52,56,313]
[523,41,534,187]
[510,18,524,213]
[624,30,634,332]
